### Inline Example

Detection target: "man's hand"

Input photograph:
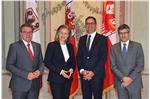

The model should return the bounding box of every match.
[27,72,36,80]
[82,70,94,81]
[81,70,88,80]
[85,71,94,81]
[87,71,94,78]
[33,70,41,78]
[121,76,133,87]
[81,70,88,76]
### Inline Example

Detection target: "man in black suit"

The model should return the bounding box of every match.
[77,16,108,99]
[6,24,44,99]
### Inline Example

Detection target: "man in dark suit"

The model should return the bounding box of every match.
[77,16,108,99]
[110,24,144,99]
[6,24,44,99]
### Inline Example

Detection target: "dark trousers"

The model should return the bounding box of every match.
[49,80,72,99]
[81,77,104,99]
[12,81,39,99]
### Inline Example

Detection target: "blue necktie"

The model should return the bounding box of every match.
[122,43,127,59]
[86,35,91,51]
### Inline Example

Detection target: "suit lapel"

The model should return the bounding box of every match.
[83,35,88,52]
[19,40,31,59]
[57,42,66,63]
[117,42,124,63]
[20,40,37,63]
[66,44,72,62]
[125,40,133,62]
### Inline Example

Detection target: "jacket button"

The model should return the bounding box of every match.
[87,57,90,59]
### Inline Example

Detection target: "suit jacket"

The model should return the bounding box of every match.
[44,41,76,83]
[110,40,144,89]
[6,40,44,92]
[77,33,108,80]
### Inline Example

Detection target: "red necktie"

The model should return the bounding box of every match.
[27,44,34,61]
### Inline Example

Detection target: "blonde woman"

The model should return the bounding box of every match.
[44,25,76,99]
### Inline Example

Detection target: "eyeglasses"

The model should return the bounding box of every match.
[22,31,33,35]
[86,22,96,25]
[119,32,129,35]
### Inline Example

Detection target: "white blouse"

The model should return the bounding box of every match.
[60,44,70,62]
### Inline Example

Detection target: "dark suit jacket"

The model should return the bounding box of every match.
[77,33,108,80]
[6,40,44,92]
[44,41,76,83]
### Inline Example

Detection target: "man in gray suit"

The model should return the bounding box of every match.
[110,24,144,99]
[6,24,44,99]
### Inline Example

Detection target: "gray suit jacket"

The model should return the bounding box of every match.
[6,40,44,92]
[110,40,144,89]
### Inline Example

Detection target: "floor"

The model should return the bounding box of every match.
[2,71,149,99]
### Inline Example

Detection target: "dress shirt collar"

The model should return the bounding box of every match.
[22,39,32,46]
[121,40,129,50]
[87,32,96,38]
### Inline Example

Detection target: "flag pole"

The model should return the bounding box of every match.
[102,1,115,97]
[105,92,108,99]
[65,0,79,98]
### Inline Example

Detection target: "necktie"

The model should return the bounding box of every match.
[86,35,91,51]
[122,43,127,59]
[27,44,34,61]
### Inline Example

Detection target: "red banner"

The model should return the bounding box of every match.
[65,0,79,98]
[102,0,116,94]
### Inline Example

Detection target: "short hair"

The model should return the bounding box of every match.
[85,16,97,24]
[20,24,33,33]
[55,24,71,43]
[117,24,130,33]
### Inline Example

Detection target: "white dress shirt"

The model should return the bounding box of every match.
[87,32,96,50]
[121,40,129,51]
[80,32,96,74]
[22,40,34,55]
